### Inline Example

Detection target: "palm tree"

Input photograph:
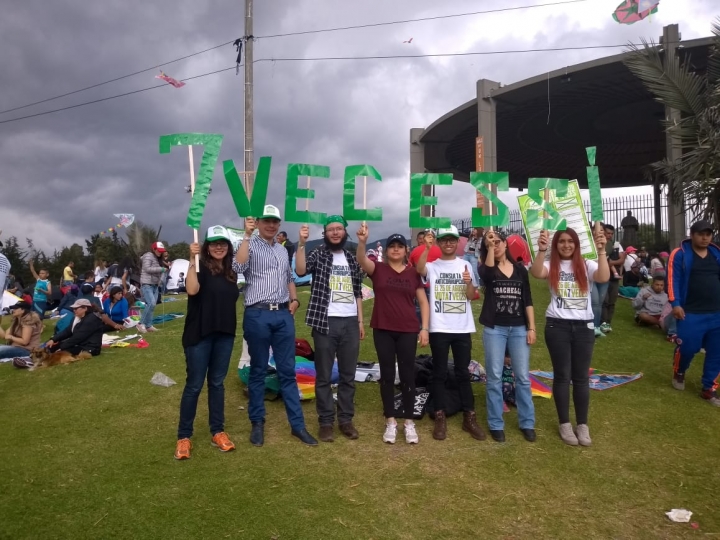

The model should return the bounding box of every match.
[624,20,720,231]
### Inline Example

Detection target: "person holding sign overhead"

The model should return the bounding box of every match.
[296,215,365,442]
[530,227,609,446]
[416,225,486,442]
[234,204,318,447]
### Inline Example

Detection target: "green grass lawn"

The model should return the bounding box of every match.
[0,281,716,539]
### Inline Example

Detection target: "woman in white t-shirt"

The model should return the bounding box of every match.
[530,227,609,447]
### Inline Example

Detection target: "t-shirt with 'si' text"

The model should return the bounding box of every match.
[543,259,598,321]
[425,258,477,333]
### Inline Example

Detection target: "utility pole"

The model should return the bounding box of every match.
[244,0,254,193]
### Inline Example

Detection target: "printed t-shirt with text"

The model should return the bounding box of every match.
[327,252,358,317]
[543,259,598,321]
[425,258,477,333]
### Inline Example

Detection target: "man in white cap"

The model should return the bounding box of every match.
[137,241,167,333]
[296,215,364,442]
[417,225,486,442]
[235,204,318,447]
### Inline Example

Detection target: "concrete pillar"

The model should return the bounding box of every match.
[477,80,501,218]
[662,24,687,248]
[410,128,428,246]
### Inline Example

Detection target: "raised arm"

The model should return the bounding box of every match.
[530,230,550,280]
[295,225,309,276]
[235,218,255,265]
[185,243,201,296]
[355,225,375,276]
[416,236,434,277]
[483,232,496,268]
[29,259,40,280]
[592,230,610,283]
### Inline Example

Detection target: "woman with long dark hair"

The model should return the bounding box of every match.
[356,224,429,444]
[175,226,240,460]
[530,227,609,446]
[478,230,536,443]
[102,286,128,332]
[0,301,44,359]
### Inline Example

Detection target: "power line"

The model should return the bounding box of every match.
[256,0,591,39]
[0,42,645,126]
[0,0,593,116]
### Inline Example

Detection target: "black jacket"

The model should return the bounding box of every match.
[51,313,105,356]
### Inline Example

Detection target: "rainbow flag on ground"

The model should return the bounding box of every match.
[530,374,552,398]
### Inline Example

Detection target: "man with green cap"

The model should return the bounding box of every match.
[296,215,365,442]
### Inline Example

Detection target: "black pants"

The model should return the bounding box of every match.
[544,318,595,425]
[312,317,360,426]
[373,329,417,419]
[602,279,620,324]
[429,332,474,412]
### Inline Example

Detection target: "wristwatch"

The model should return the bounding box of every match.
[291,298,300,306]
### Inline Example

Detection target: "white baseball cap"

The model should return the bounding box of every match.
[258,204,282,221]
[436,225,460,239]
[205,225,232,242]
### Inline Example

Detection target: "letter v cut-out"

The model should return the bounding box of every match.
[223,156,271,217]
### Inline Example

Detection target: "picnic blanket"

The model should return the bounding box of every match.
[361,284,375,301]
[531,369,643,391]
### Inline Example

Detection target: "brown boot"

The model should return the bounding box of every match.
[339,422,359,440]
[462,411,487,441]
[318,425,334,442]
[433,410,447,440]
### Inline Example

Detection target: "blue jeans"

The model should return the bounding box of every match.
[140,284,158,327]
[591,282,609,328]
[178,332,235,439]
[483,325,535,430]
[0,345,32,360]
[243,307,305,431]
[33,300,48,320]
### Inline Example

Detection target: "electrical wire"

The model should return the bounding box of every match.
[0,0,594,116]
[0,42,645,126]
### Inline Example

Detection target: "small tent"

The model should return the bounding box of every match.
[167,259,189,291]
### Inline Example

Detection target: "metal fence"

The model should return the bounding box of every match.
[452,193,680,250]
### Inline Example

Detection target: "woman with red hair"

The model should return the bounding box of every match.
[530,227,609,446]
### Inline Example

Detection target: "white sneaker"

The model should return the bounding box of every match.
[382,421,397,444]
[404,421,419,444]
[136,324,147,334]
[559,422,579,446]
[146,326,159,332]
[574,424,592,446]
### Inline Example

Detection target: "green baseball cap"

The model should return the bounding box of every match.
[258,204,282,221]
[436,225,460,239]
[205,225,232,242]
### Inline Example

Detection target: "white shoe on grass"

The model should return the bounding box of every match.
[404,421,419,444]
[136,324,147,334]
[383,422,397,444]
[559,423,579,446]
[574,424,592,446]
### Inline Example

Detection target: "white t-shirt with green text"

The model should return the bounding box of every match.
[543,259,598,321]
[327,252,357,318]
[425,257,477,333]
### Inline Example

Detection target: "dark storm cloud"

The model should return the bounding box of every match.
[0,0,714,251]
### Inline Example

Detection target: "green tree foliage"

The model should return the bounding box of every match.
[625,20,720,231]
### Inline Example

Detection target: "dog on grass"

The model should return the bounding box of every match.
[29,348,92,370]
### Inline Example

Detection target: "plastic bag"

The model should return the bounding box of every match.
[150,372,176,387]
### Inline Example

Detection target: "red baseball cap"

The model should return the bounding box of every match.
[152,241,167,253]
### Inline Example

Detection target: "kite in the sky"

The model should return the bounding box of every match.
[403,38,413,44]
[155,71,186,88]
[612,0,659,24]
[114,214,135,227]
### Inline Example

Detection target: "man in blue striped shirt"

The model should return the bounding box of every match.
[234,205,317,447]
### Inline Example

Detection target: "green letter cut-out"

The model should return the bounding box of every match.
[526,178,569,230]
[586,147,604,222]
[159,133,224,229]
[469,172,510,228]
[343,165,383,222]
[223,156,271,218]
[408,173,453,228]
[284,163,331,223]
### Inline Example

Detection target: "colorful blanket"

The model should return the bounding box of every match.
[531,369,643,391]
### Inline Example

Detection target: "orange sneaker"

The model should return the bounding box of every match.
[211,432,236,452]
[174,438,192,460]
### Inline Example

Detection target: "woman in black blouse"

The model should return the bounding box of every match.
[175,226,240,460]
[478,231,537,443]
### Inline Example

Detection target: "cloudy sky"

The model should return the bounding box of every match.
[0,0,716,253]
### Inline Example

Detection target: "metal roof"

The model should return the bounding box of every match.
[419,37,713,189]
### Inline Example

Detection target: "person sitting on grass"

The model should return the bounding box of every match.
[102,286,128,333]
[45,299,105,356]
[619,260,649,299]
[29,260,52,319]
[632,276,668,330]
[0,301,44,360]
[177,272,186,293]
